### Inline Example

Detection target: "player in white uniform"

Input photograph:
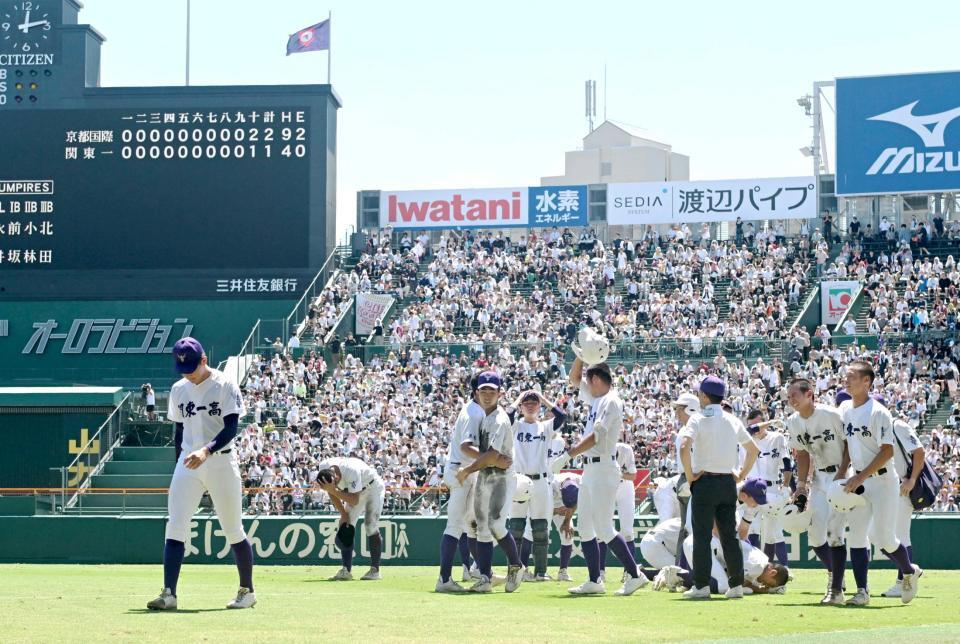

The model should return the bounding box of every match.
[840,361,920,605]
[148,337,255,610]
[785,378,850,605]
[670,393,700,560]
[743,411,792,565]
[666,535,790,595]
[552,472,581,581]
[640,517,683,569]
[435,383,485,593]
[565,359,647,596]
[506,390,567,582]
[317,456,386,581]
[598,441,638,582]
[455,371,524,593]
[880,416,926,598]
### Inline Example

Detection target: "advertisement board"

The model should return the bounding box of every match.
[821,280,860,325]
[607,177,816,225]
[836,71,960,195]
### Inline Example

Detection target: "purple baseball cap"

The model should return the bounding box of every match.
[476,371,502,390]
[699,375,726,399]
[560,479,579,508]
[870,393,886,406]
[835,389,852,405]
[173,337,204,374]
[741,477,768,505]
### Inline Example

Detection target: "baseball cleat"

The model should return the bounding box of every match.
[469,563,481,580]
[534,573,552,582]
[469,575,493,593]
[360,568,381,581]
[330,567,353,581]
[724,585,744,599]
[461,565,473,582]
[146,587,177,611]
[901,565,920,604]
[490,573,507,587]
[742,586,754,595]
[614,574,648,596]
[568,580,606,595]
[653,565,683,592]
[522,569,536,582]
[823,590,845,605]
[845,588,869,606]
[881,580,902,598]
[435,577,467,593]
[682,586,711,600]
[557,568,572,582]
[226,587,256,609]
[505,565,524,593]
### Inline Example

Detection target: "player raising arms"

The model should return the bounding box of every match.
[316,456,386,582]
[147,337,256,611]
[566,356,647,596]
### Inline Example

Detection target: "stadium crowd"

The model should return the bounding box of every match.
[226,220,960,515]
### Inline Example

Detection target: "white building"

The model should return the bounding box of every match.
[541,120,689,186]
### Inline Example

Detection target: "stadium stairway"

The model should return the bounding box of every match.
[69,446,172,515]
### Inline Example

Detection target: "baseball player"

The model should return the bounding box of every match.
[649,534,790,596]
[840,361,920,605]
[651,476,682,523]
[435,379,485,593]
[455,371,524,593]
[784,378,850,605]
[316,456,386,581]
[881,416,926,598]
[565,358,646,596]
[552,472,581,582]
[147,337,256,611]
[640,517,683,569]
[597,441,638,582]
[671,392,701,560]
[743,410,792,565]
[506,390,567,582]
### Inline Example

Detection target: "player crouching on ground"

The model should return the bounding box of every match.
[648,529,790,596]
[316,456,386,581]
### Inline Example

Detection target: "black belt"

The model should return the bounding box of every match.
[588,456,615,463]
[527,473,548,480]
[699,472,734,478]
[214,449,231,455]
[857,467,888,478]
[819,465,838,473]
[449,461,461,466]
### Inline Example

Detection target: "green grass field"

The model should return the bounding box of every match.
[3,565,960,643]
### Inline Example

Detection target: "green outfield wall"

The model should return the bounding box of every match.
[1,514,957,568]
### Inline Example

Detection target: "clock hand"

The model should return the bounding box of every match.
[22,19,49,29]
[17,9,30,32]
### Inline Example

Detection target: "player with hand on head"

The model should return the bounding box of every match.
[784,379,850,605]
[880,413,926,598]
[435,375,485,593]
[837,362,920,605]
[505,389,567,582]
[551,472,581,582]
[670,392,700,560]
[316,456,386,581]
[455,371,525,593]
[147,337,256,611]
[565,351,647,596]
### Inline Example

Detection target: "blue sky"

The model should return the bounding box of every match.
[80,0,960,241]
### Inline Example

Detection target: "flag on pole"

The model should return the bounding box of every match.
[286,20,330,55]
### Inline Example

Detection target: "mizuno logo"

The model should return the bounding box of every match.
[865,101,960,175]
[868,101,960,148]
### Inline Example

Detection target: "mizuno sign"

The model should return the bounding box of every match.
[836,71,960,195]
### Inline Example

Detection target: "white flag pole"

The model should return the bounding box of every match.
[327,11,332,85]
[185,0,191,86]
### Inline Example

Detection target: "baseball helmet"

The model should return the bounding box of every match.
[778,496,813,534]
[826,480,866,513]
[571,327,610,365]
[513,474,533,504]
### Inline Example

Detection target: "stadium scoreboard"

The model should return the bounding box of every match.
[0,0,340,299]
